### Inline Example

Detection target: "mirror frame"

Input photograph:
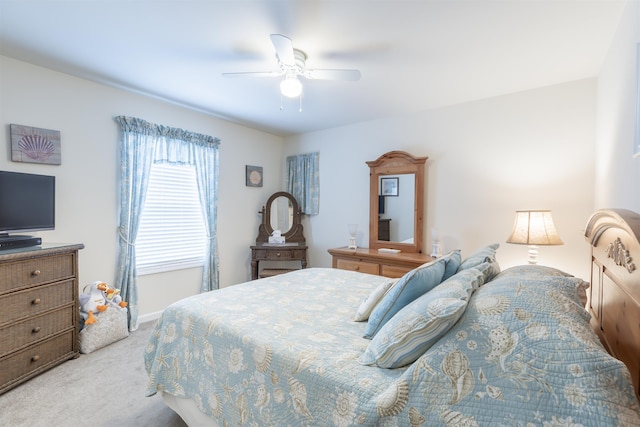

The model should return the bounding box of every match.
[256,191,305,244]
[367,151,428,253]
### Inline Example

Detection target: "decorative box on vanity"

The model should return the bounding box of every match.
[0,243,83,395]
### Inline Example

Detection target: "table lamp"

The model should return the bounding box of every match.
[506,210,563,264]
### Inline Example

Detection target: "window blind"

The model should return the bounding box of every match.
[136,163,206,274]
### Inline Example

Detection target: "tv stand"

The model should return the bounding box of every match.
[0,234,42,250]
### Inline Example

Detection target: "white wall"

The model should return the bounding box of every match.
[285,79,596,280]
[0,56,284,319]
[596,0,640,211]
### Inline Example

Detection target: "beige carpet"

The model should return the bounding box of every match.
[0,321,188,427]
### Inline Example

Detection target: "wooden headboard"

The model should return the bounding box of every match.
[585,209,640,401]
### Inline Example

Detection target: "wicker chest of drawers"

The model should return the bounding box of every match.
[0,243,83,395]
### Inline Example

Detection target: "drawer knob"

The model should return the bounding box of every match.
[31,355,40,362]
[31,269,41,276]
[32,326,41,333]
[355,266,360,271]
[276,253,281,257]
[32,298,41,305]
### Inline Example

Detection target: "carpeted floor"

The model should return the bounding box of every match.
[0,321,187,427]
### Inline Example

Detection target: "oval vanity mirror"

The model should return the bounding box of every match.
[256,191,305,244]
[270,195,293,234]
[367,151,428,253]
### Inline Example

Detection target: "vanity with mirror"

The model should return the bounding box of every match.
[328,151,435,278]
[251,191,307,280]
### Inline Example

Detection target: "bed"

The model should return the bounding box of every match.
[145,209,640,426]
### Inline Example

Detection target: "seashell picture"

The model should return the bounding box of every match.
[10,124,61,165]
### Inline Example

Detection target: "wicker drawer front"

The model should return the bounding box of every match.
[0,331,75,392]
[0,306,74,357]
[0,254,74,295]
[0,280,74,325]
[336,259,380,275]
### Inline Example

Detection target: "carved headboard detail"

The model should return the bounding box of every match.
[585,208,640,401]
[605,237,636,273]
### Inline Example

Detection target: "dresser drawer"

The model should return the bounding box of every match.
[264,249,300,260]
[0,330,75,392]
[380,264,413,278]
[0,306,74,357]
[0,253,75,295]
[0,280,74,325]
[336,258,380,275]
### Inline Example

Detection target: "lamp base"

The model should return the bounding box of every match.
[348,236,357,250]
[431,241,441,258]
[527,245,539,265]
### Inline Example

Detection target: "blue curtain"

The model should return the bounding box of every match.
[114,116,220,330]
[286,152,319,215]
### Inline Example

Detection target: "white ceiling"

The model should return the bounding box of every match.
[0,0,627,136]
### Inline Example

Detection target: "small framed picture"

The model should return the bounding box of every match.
[10,124,61,165]
[380,177,399,196]
[246,165,263,187]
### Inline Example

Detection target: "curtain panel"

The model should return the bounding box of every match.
[286,152,319,215]
[114,116,220,330]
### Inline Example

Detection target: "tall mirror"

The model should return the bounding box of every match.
[367,151,427,253]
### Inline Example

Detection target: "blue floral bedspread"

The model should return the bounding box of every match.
[144,267,640,426]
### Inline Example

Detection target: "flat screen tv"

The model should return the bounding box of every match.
[0,171,55,236]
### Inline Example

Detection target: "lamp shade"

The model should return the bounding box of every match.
[506,210,563,246]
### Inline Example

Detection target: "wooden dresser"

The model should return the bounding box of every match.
[328,247,434,278]
[0,243,83,395]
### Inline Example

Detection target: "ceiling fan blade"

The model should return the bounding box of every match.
[222,71,282,78]
[270,34,295,66]
[306,69,362,81]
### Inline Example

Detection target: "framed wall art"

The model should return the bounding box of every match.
[10,124,61,165]
[246,165,263,187]
[380,177,399,196]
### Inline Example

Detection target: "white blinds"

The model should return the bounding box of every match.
[136,163,206,274]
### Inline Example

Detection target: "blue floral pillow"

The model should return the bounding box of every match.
[457,243,500,281]
[359,266,487,368]
[363,257,446,338]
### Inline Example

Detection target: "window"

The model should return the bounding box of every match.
[136,162,206,275]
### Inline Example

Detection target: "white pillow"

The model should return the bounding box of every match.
[353,278,397,321]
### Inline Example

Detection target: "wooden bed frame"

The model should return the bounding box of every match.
[585,208,640,401]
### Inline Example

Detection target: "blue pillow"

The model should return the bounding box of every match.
[457,243,500,282]
[442,250,461,281]
[363,257,446,338]
[359,266,486,368]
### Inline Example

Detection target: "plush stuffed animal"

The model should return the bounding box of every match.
[79,282,108,325]
[103,284,128,309]
[79,281,127,328]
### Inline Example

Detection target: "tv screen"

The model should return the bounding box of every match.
[0,171,55,235]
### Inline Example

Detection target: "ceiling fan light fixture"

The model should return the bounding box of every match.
[280,76,302,98]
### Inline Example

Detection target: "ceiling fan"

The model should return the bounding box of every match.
[222,34,361,99]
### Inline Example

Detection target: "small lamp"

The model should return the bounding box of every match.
[347,224,358,249]
[506,210,563,264]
